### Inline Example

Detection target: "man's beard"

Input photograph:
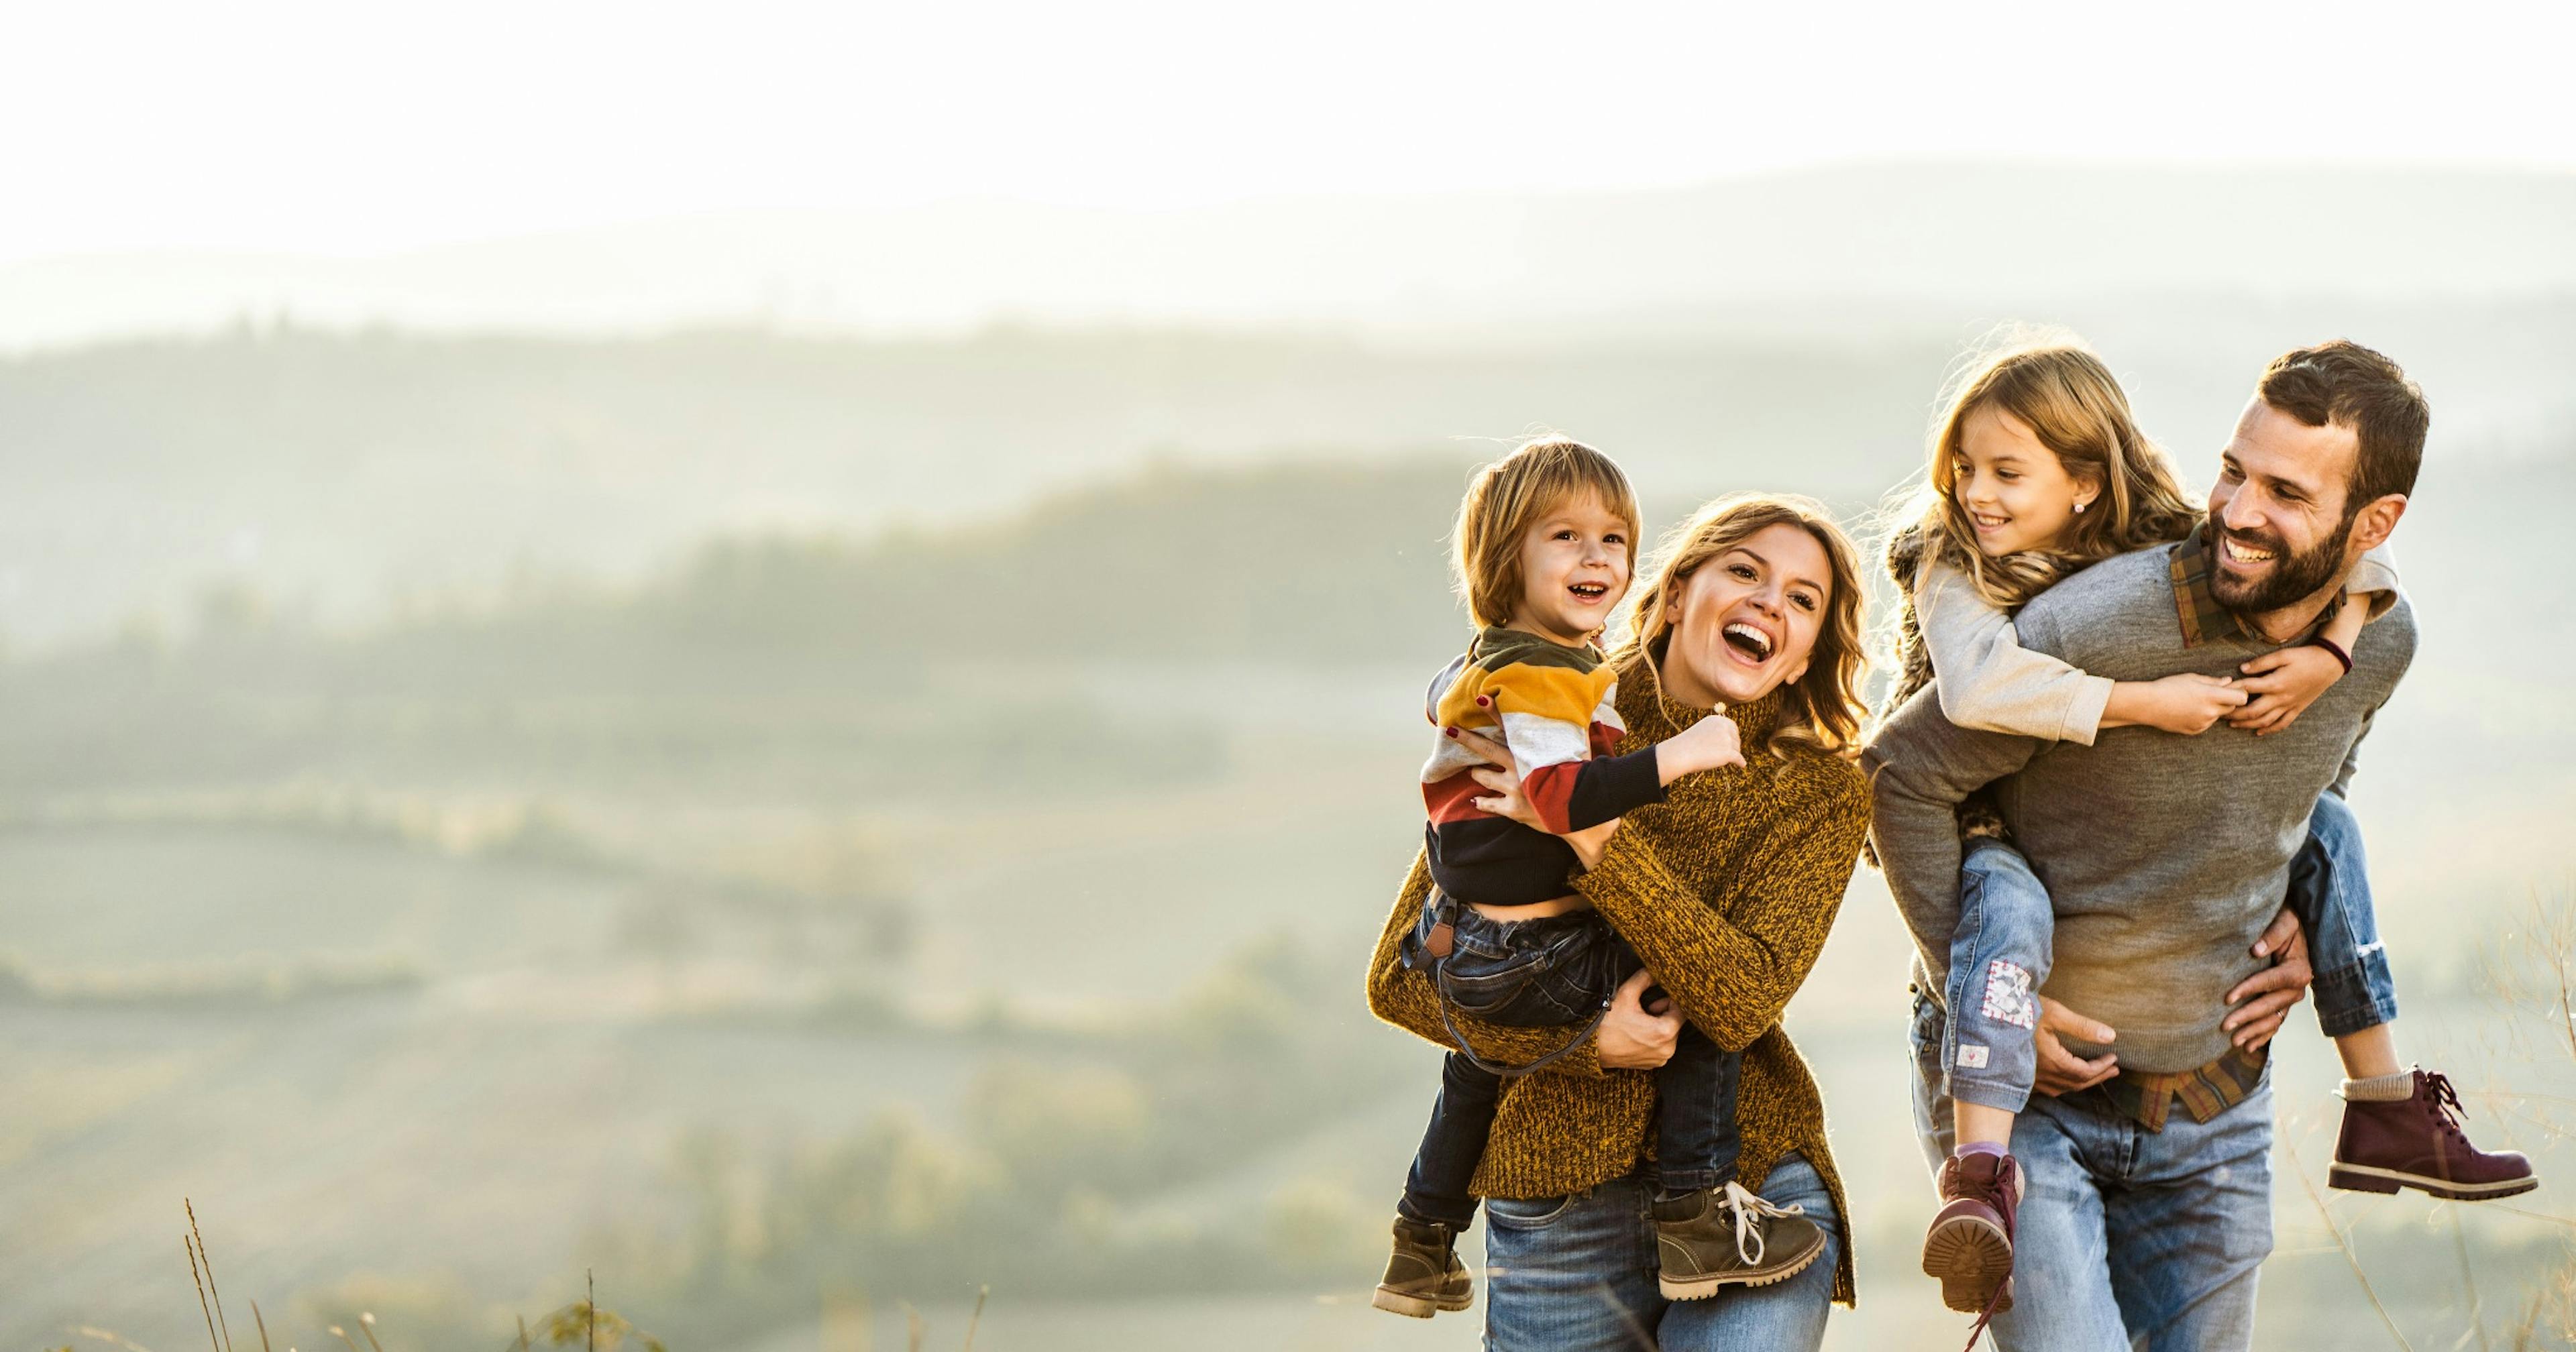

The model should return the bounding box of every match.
[2209,513,2353,616]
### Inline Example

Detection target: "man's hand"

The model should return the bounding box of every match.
[1596,968,1682,1070]
[2031,995,2121,1096]
[2222,905,2312,1052]
[2230,646,2344,736]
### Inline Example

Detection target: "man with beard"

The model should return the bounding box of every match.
[1866,341,2514,1351]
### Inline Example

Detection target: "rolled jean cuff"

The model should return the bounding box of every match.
[2312,953,2398,1039]
[1946,1076,2036,1115]
[1656,1166,1722,1193]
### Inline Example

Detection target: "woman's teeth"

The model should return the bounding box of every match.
[1721,622,1773,660]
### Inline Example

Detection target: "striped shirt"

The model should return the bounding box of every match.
[1421,626,1666,908]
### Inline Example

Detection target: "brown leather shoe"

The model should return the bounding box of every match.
[1651,1181,1828,1300]
[2329,1069,2538,1201]
[1372,1215,1472,1317]
[1921,1150,2021,1316]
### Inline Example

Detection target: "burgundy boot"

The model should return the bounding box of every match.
[2328,1069,2537,1201]
[1921,1149,2021,1317]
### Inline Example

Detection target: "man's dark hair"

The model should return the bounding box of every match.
[2255,339,2429,513]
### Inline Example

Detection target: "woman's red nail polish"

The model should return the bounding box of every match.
[1444,726,1459,738]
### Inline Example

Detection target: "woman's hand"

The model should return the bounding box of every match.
[2229,646,2343,737]
[1452,725,1625,866]
[1595,968,1682,1070]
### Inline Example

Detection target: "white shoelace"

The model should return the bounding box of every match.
[1718,1180,1808,1265]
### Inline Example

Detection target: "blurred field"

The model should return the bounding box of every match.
[7,175,2576,1347]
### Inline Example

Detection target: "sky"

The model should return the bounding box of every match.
[7,0,2573,264]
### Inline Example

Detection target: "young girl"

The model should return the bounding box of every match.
[1882,337,2534,1327]
[1374,439,1825,1318]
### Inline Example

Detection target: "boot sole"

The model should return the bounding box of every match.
[1922,1213,2015,1314]
[2328,1162,2540,1201]
[1657,1232,1828,1300]
[1371,1284,1472,1318]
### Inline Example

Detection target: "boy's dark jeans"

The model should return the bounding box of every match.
[1397,898,1743,1229]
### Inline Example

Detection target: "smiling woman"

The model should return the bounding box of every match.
[1368,490,1875,1349]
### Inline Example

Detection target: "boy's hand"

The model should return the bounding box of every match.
[1656,707,1745,781]
[2135,672,2249,735]
[2229,645,2344,736]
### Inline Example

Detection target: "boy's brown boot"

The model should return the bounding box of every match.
[2329,1068,2538,1200]
[1651,1181,1828,1300]
[1372,1215,1472,1317]
[1921,1149,2021,1316]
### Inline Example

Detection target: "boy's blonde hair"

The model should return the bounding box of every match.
[1451,438,1644,632]
[1615,493,1869,762]
[1884,333,2198,706]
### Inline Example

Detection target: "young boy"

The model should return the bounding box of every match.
[1374,439,1828,1318]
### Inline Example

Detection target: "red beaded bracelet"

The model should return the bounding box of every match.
[2308,634,2353,675]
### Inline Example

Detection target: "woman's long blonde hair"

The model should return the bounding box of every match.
[1883,333,2198,706]
[1613,493,1868,762]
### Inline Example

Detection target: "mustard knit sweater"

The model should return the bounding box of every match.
[1366,669,1872,1306]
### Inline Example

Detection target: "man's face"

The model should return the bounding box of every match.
[2206,396,2362,615]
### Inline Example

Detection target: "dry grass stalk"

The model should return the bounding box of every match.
[903,1302,923,1352]
[962,1286,987,1352]
[185,1235,220,1352]
[250,1302,272,1352]
[517,1316,531,1352]
[354,1314,382,1352]
[184,1201,233,1352]
[2287,1138,2414,1351]
[325,1326,358,1352]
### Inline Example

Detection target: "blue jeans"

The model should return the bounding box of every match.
[1399,900,1743,1227]
[1911,995,2274,1351]
[1934,794,2396,1113]
[1481,1156,1839,1351]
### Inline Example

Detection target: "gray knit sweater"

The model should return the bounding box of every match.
[1864,539,2416,1074]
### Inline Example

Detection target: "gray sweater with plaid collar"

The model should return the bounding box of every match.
[1864,537,2415,1074]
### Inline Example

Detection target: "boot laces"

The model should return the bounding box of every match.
[1717,1180,1807,1265]
[2423,1071,2470,1141]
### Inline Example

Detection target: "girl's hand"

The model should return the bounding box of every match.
[2112,672,2249,736]
[1595,968,1682,1070]
[2228,645,2344,736]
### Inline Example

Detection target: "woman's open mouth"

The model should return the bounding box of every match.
[1721,621,1774,665]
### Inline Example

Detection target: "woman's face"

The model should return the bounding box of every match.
[1659,522,1833,708]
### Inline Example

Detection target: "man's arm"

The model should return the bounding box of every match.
[1861,680,2041,993]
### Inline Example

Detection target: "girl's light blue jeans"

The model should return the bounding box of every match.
[1935,791,2395,1113]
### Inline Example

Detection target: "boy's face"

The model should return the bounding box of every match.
[1510,492,1633,646]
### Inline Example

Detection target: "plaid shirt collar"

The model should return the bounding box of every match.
[2168,522,2338,650]
[2168,524,2249,649]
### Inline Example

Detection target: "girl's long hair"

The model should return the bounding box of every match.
[1613,493,1868,762]
[1881,332,2199,708]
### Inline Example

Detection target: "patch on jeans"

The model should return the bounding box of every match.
[1956,1044,1990,1069]
[1981,960,2038,1030]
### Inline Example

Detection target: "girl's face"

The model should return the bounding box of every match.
[1658,522,1831,708]
[1953,404,2098,557]
[1509,491,1633,645]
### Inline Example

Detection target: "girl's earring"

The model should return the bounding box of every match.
[2076,499,2090,514]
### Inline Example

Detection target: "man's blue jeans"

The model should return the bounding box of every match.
[1911,994,2275,1351]
[1935,792,2396,1114]
[1480,1155,1839,1351]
